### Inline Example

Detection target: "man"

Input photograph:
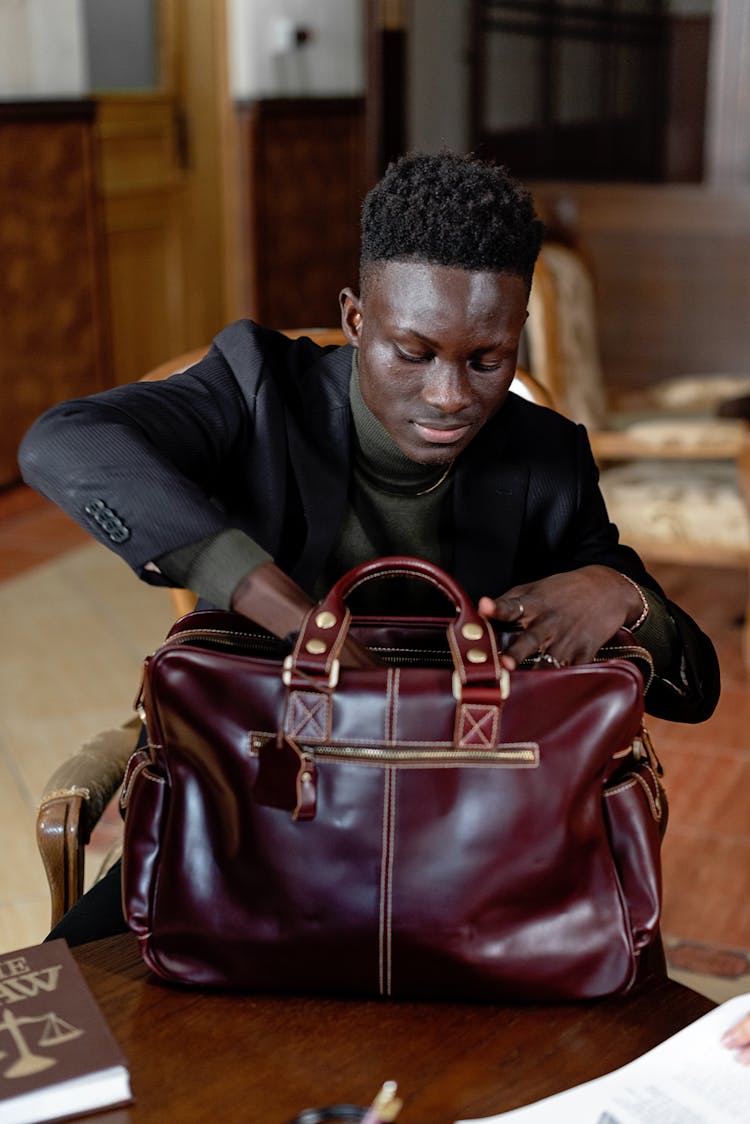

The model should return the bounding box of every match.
[20,152,720,941]
[20,151,719,726]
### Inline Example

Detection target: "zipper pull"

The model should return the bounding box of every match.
[634,724,663,777]
[293,753,318,821]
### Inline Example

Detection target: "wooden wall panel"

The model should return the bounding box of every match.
[531,182,750,390]
[237,98,366,329]
[0,103,109,487]
[95,96,187,385]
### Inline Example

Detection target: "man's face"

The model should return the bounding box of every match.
[340,261,529,465]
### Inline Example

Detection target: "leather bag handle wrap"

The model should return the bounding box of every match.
[284,555,506,698]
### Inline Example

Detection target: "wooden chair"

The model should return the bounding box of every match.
[526,242,750,664]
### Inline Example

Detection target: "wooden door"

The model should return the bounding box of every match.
[0,102,109,486]
[94,0,240,385]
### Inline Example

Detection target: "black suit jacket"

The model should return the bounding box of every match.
[19,320,719,722]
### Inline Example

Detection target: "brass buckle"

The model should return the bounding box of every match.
[452,667,510,702]
[282,655,340,689]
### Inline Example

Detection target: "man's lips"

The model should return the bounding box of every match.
[412,421,472,444]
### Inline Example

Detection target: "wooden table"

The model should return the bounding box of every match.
[74,934,714,1123]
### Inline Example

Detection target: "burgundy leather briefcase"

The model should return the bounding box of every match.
[122,556,665,1000]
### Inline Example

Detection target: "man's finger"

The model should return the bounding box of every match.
[484,594,525,622]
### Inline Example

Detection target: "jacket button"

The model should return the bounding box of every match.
[83,499,131,543]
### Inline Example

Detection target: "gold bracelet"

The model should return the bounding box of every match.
[619,573,649,631]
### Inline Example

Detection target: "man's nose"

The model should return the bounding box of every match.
[421,362,472,414]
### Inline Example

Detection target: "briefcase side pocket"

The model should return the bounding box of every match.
[121,747,169,938]
[603,755,666,951]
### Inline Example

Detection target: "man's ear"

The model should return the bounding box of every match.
[339,288,363,346]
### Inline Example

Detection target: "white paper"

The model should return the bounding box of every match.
[456,993,750,1124]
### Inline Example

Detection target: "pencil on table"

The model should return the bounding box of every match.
[360,1080,403,1123]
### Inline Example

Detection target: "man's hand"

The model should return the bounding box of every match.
[478,565,645,670]
[231,562,377,668]
[721,1013,750,1065]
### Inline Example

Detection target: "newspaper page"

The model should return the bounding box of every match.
[456,993,750,1124]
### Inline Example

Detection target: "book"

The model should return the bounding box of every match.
[0,938,132,1124]
[455,992,750,1124]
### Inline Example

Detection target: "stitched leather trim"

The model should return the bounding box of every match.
[378,768,396,997]
[286,690,332,742]
[456,703,500,748]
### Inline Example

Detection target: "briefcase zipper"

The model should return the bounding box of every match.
[153,628,653,684]
[156,629,455,666]
[161,624,652,674]
[160,628,284,653]
[594,645,654,691]
[300,743,538,766]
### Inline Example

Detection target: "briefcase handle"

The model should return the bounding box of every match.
[283,555,508,702]
[269,557,512,820]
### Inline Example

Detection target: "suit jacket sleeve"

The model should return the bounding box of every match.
[18,346,257,585]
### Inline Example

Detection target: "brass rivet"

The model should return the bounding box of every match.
[462,622,483,641]
[467,648,488,664]
[305,638,327,655]
[315,610,337,630]
[300,771,312,783]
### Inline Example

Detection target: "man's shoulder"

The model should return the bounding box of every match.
[210,319,294,372]
[210,319,351,393]
[500,390,582,441]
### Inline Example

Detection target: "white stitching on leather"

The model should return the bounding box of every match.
[288,691,330,740]
[458,703,500,747]
[378,773,389,996]
[604,769,662,821]
[344,567,458,602]
[386,768,396,997]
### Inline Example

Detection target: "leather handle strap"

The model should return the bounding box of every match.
[284,555,505,697]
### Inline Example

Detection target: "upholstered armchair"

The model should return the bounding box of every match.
[526,242,750,662]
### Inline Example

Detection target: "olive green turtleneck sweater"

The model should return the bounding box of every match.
[311,356,454,612]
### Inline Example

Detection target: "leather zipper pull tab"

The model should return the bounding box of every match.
[293,754,317,821]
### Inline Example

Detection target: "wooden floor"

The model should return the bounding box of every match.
[0,484,748,1002]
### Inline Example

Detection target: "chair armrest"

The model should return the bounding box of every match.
[169,587,199,618]
[37,717,140,929]
[590,419,748,462]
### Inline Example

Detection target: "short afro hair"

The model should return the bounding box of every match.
[360,151,543,287]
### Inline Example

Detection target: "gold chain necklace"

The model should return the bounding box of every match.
[414,461,454,496]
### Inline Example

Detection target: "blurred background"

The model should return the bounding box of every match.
[1,0,749,996]
[1,0,748,462]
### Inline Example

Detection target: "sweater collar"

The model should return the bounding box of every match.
[349,353,453,495]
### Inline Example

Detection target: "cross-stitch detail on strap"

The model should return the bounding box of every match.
[456,702,500,748]
[286,690,332,742]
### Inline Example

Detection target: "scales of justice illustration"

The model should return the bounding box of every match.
[0,1007,84,1078]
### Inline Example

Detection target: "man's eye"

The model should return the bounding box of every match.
[395,346,430,363]
[471,360,503,373]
